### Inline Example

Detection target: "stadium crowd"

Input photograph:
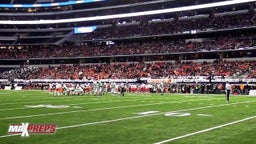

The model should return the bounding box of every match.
[0,34,255,59]
[0,66,38,80]
[87,13,256,40]
[1,61,255,80]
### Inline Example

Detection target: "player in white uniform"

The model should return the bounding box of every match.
[98,81,103,96]
[110,82,116,96]
[69,83,75,95]
[55,83,62,96]
[103,82,108,95]
[74,84,84,96]
[63,84,69,95]
[92,81,98,96]
[159,82,164,95]
[48,83,53,95]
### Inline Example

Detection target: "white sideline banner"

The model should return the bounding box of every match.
[15,86,23,90]
[4,86,11,90]
[249,90,256,96]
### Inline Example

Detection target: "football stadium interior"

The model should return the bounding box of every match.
[0,0,256,144]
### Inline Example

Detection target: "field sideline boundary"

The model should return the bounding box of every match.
[0,94,249,111]
[0,94,190,106]
[0,93,194,105]
[0,96,186,112]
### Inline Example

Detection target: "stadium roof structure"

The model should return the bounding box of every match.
[0,0,255,24]
[0,0,104,8]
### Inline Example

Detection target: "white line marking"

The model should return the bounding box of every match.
[0,96,81,102]
[0,94,186,106]
[54,101,256,130]
[154,115,256,144]
[136,111,159,115]
[0,95,144,105]
[0,98,93,106]
[0,94,113,102]
[1,100,255,139]
[0,99,210,120]
[0,96,181,112]
[164,112,191,117]
[197,114,212,117]
[0,134,19,138]
[0,99,134,111]
[42,100,256,130]
[0,96,248,111]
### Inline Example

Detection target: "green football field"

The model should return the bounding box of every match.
[0,90,256,144]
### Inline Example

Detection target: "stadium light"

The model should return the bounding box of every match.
[0,0,255,25]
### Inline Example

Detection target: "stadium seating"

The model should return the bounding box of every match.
[1,61,255,80]
[0,0,255,81]
[86,13,256,40]
[0,34,255,59]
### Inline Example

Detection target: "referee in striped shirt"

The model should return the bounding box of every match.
[225,81,231,103]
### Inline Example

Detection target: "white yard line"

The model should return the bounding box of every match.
[0,93,49,97]
[154,115,256,144]
[0,99,135,111]
[0,96,246,112]
[0,96,83,101]
[0,92,228,101]
[0,97,166,112]
[0,92,162,100]
[33,100,256,130]
[0,99,212,120]
[0,96,186,112]
[0,93,195,106]
[0,95,165,106]
[0,100,255,139]
[0,98,90,106]
[0,134,20,138]
[0,94,144,100]
[0,97,246,111]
